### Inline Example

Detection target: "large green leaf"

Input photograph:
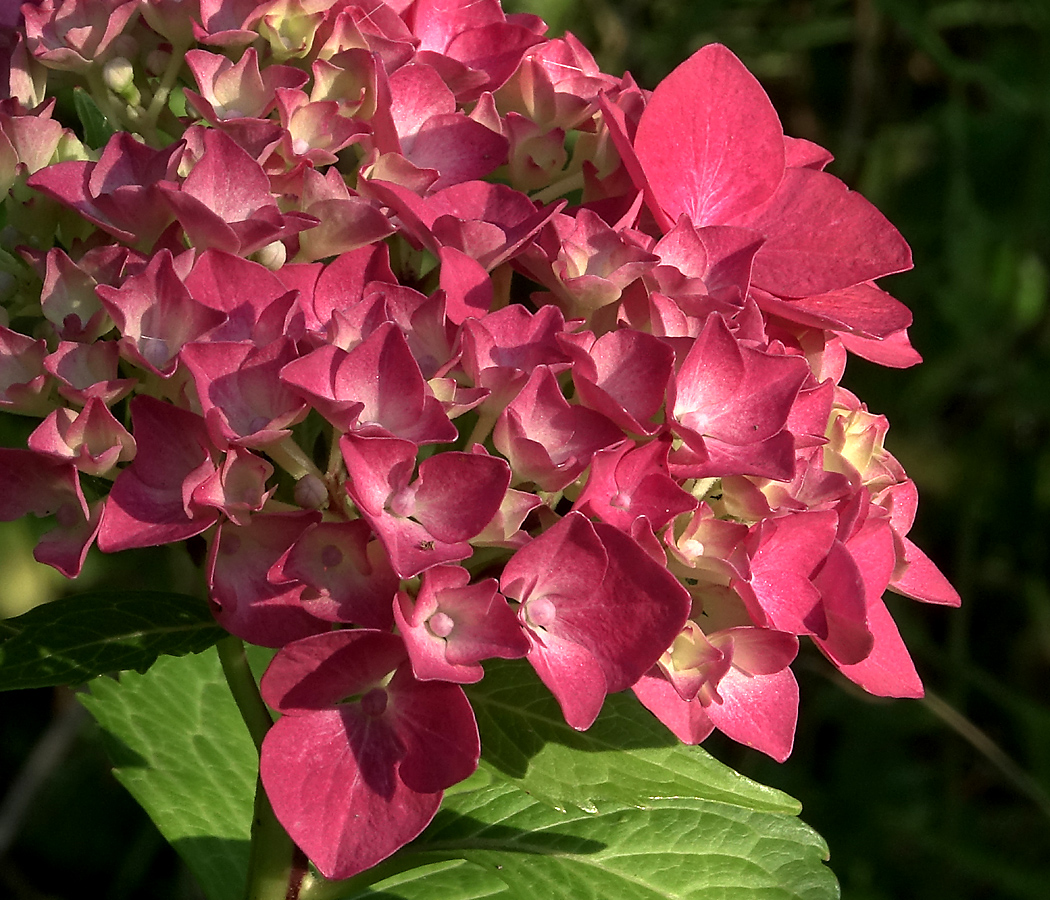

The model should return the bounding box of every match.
[330,771,837,900]
[465,659,799,814]
[0,591,225,690]
[77,649,836,900]
[79,645,257,900]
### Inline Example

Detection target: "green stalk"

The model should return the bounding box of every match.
[216,636,304,900]
[143,42,190,129]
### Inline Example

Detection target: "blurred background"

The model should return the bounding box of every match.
[3,0,1050,897]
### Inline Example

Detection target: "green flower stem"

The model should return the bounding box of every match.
[466,407,499,448]
[268,436,326,483]
[530,170,584,204]
[245,774,307,900]
[144,42,190,130]
[216,635,272,751]
[216,635,302,900]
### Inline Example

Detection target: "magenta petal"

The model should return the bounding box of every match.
[261,709,441,880]
[673,313,809,445]
[259,629,479,878]
[262,630,408,713]
[839,328,923,368]
[739,510,838,633]
[501,511,607,607]
[35,499,104,578]
[755,282,913,340]
[279,520,399,629]
[96,397,220,552]
[387,665,480,793]
[207,512,327,647]
[526,626,609,730]
[811,539,874,666]
[411,452,510,542]
[439,246,493,323]
[833,595,924,698]
[890,538,961,607]
[703,666,799,762]
[734,168,913,297]
[632,670,716,745]
[634,44,785,226]
[503,513,690,729]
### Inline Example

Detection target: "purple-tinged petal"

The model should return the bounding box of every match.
[207,511,327,647]
[96,397,220,552]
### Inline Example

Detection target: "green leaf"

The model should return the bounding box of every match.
[0,591,226,690]
[466,660,798,815]
[73,87,116,149]
[329,773,838,900]
[79,645,257,900]
[335,858,510,900]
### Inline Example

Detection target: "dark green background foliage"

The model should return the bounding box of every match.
[3,1,1050,897]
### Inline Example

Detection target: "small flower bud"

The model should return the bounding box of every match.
[102,57,136,96]
[254,240,287,271]
[294,474,328,510]
[145,48,172,78]
[56,132,90,163]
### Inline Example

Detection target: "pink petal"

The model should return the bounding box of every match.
[261,708,441,880]
[734,168,913,297]
[833,595,924,698]
[704,666,799,762]
[634,44,785,226]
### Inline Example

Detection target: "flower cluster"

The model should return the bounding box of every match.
[1,0,958,880]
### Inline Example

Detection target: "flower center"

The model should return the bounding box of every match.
[359,687,388,718]
[525,595,557,629]
[427,611,455,638]
[320,544,343,569]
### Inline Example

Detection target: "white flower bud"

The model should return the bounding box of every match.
[254,240,287,271]
[102,57,136,96]
[294,475,328,510]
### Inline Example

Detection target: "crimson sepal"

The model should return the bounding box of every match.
[206,510,329,647]
[0,325,49,414]
[634,654,799,762]
[360,178,562,270]
[493,365,623,492]
[731,167,913,297]
[26,132,181,246]
[184,249,304,346]
[670,313,809,480]
[568,328,675,435]
[95,249,227,377]
[181,338,308,449]
[341,433,511,578]
[383,62,509,189]
[159,129,318,256]
[407,0,546,100]
[0,448,99,577]
[572,438,697,532]
[259,629,480,879]
[271,519,399,630]
[754,282,912,341]
[394,564,529,683]
[28,396,136,476]
[501,512,691,730]
[281,322,456,443]
[96,396,222,552]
